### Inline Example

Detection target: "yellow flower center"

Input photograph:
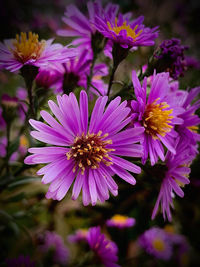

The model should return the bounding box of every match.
[143,98,174,139]
[164,225,175,234]
[187,125,198,133]
[152,238,165,252]
[12,32,46,63]
[111,214,128,224]
[66,131,115,174]
[107,18,142,41]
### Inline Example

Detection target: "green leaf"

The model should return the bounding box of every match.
[7,177,40,189]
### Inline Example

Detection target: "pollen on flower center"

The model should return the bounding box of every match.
[66,131,115,174]
[11,32,46,63]
[152,238,165,252]
[143,98,174,139]
[107,18,143,40]
[111,214,128,223]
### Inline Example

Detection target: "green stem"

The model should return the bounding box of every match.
[107,63,118,98]
[87,52,97,92]
[5,122,11,174]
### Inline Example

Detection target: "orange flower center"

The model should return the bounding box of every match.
[111,214,128,224]
[143,98,174,139]
[152,238,165,252]
[12,32,46,63]
[66,131,114,174]
[107,18,142,40]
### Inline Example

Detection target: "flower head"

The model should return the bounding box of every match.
[131,71,185,165]
[95,12,159,49]
[139,227,172,260]
[39,231,69,265]
[25,90,144,205]
[57,1,119,54]
[106,214,136,229]
[154,38,188,79]
[0,32,76,72]
[151,137,196,221]
[87,226,119,267]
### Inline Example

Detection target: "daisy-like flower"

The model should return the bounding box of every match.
[106,214,136,229]
[24,90,144,205]
[68,229,88,243]
[131,71,185,165]
[94,12,159,49]
[151,137,196,221]
[39,231,69,265]
[87,226,119,267]
[139,227,172,260]
[36,49,108,96]
[57,1,119,52]
[0,32,76,72]
[177,86,200,145]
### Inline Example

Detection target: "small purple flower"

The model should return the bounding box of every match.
[39,231,69,265]
[68,229,88,243]
[6,255,35,267]
[0,32,76,72]
[177,86,200,145]
[154,38,188,79]
[36,49,108,96]
[139,227,172,260]
[152,137,196,221]
[57,1,119,53]
[94,11,159,49]
[24,90,144,204]
[106,214,136,229]
[87,226,119,267]
[131,71,184,165]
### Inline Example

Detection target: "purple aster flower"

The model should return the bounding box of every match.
[0,32,76,72]
[94,11,159,49]
[154,38,188,79]
[151,137,196,221]
[106,214,136,229]
[131,71,185,165]
[39,231,69,265]
[139,227,172,260]
[87,226,119,267]
[68,229,88,243]
[6,255,35,267]
[177,86,200,145]
[36,49,108,96]
[24,90,144,204]
[57,1,119,53]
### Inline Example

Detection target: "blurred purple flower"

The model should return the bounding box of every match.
[0,32,76,72]
[139,227,172,260]
[6,255,35,267]
[87,226,119,267]
[68,229,88,243]
[39,231,69,265]
[154,38,188,79]
[25,90,144,204]
[0,107,6,130]
[106,214,136,229]
[131,71,184,165]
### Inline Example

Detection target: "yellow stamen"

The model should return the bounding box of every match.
[143,98,174,139]
[11,32,46,63]
[152,238,165,252]
[107,18,142,41]
[111,214,128,224]
[187,125,198,133]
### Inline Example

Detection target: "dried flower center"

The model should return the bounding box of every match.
[66,131,114,174]
[107,18,142,41]
[11,32,46,63]
[152,238,165,252]
[143,98,174,139]
[111,214,128,224]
